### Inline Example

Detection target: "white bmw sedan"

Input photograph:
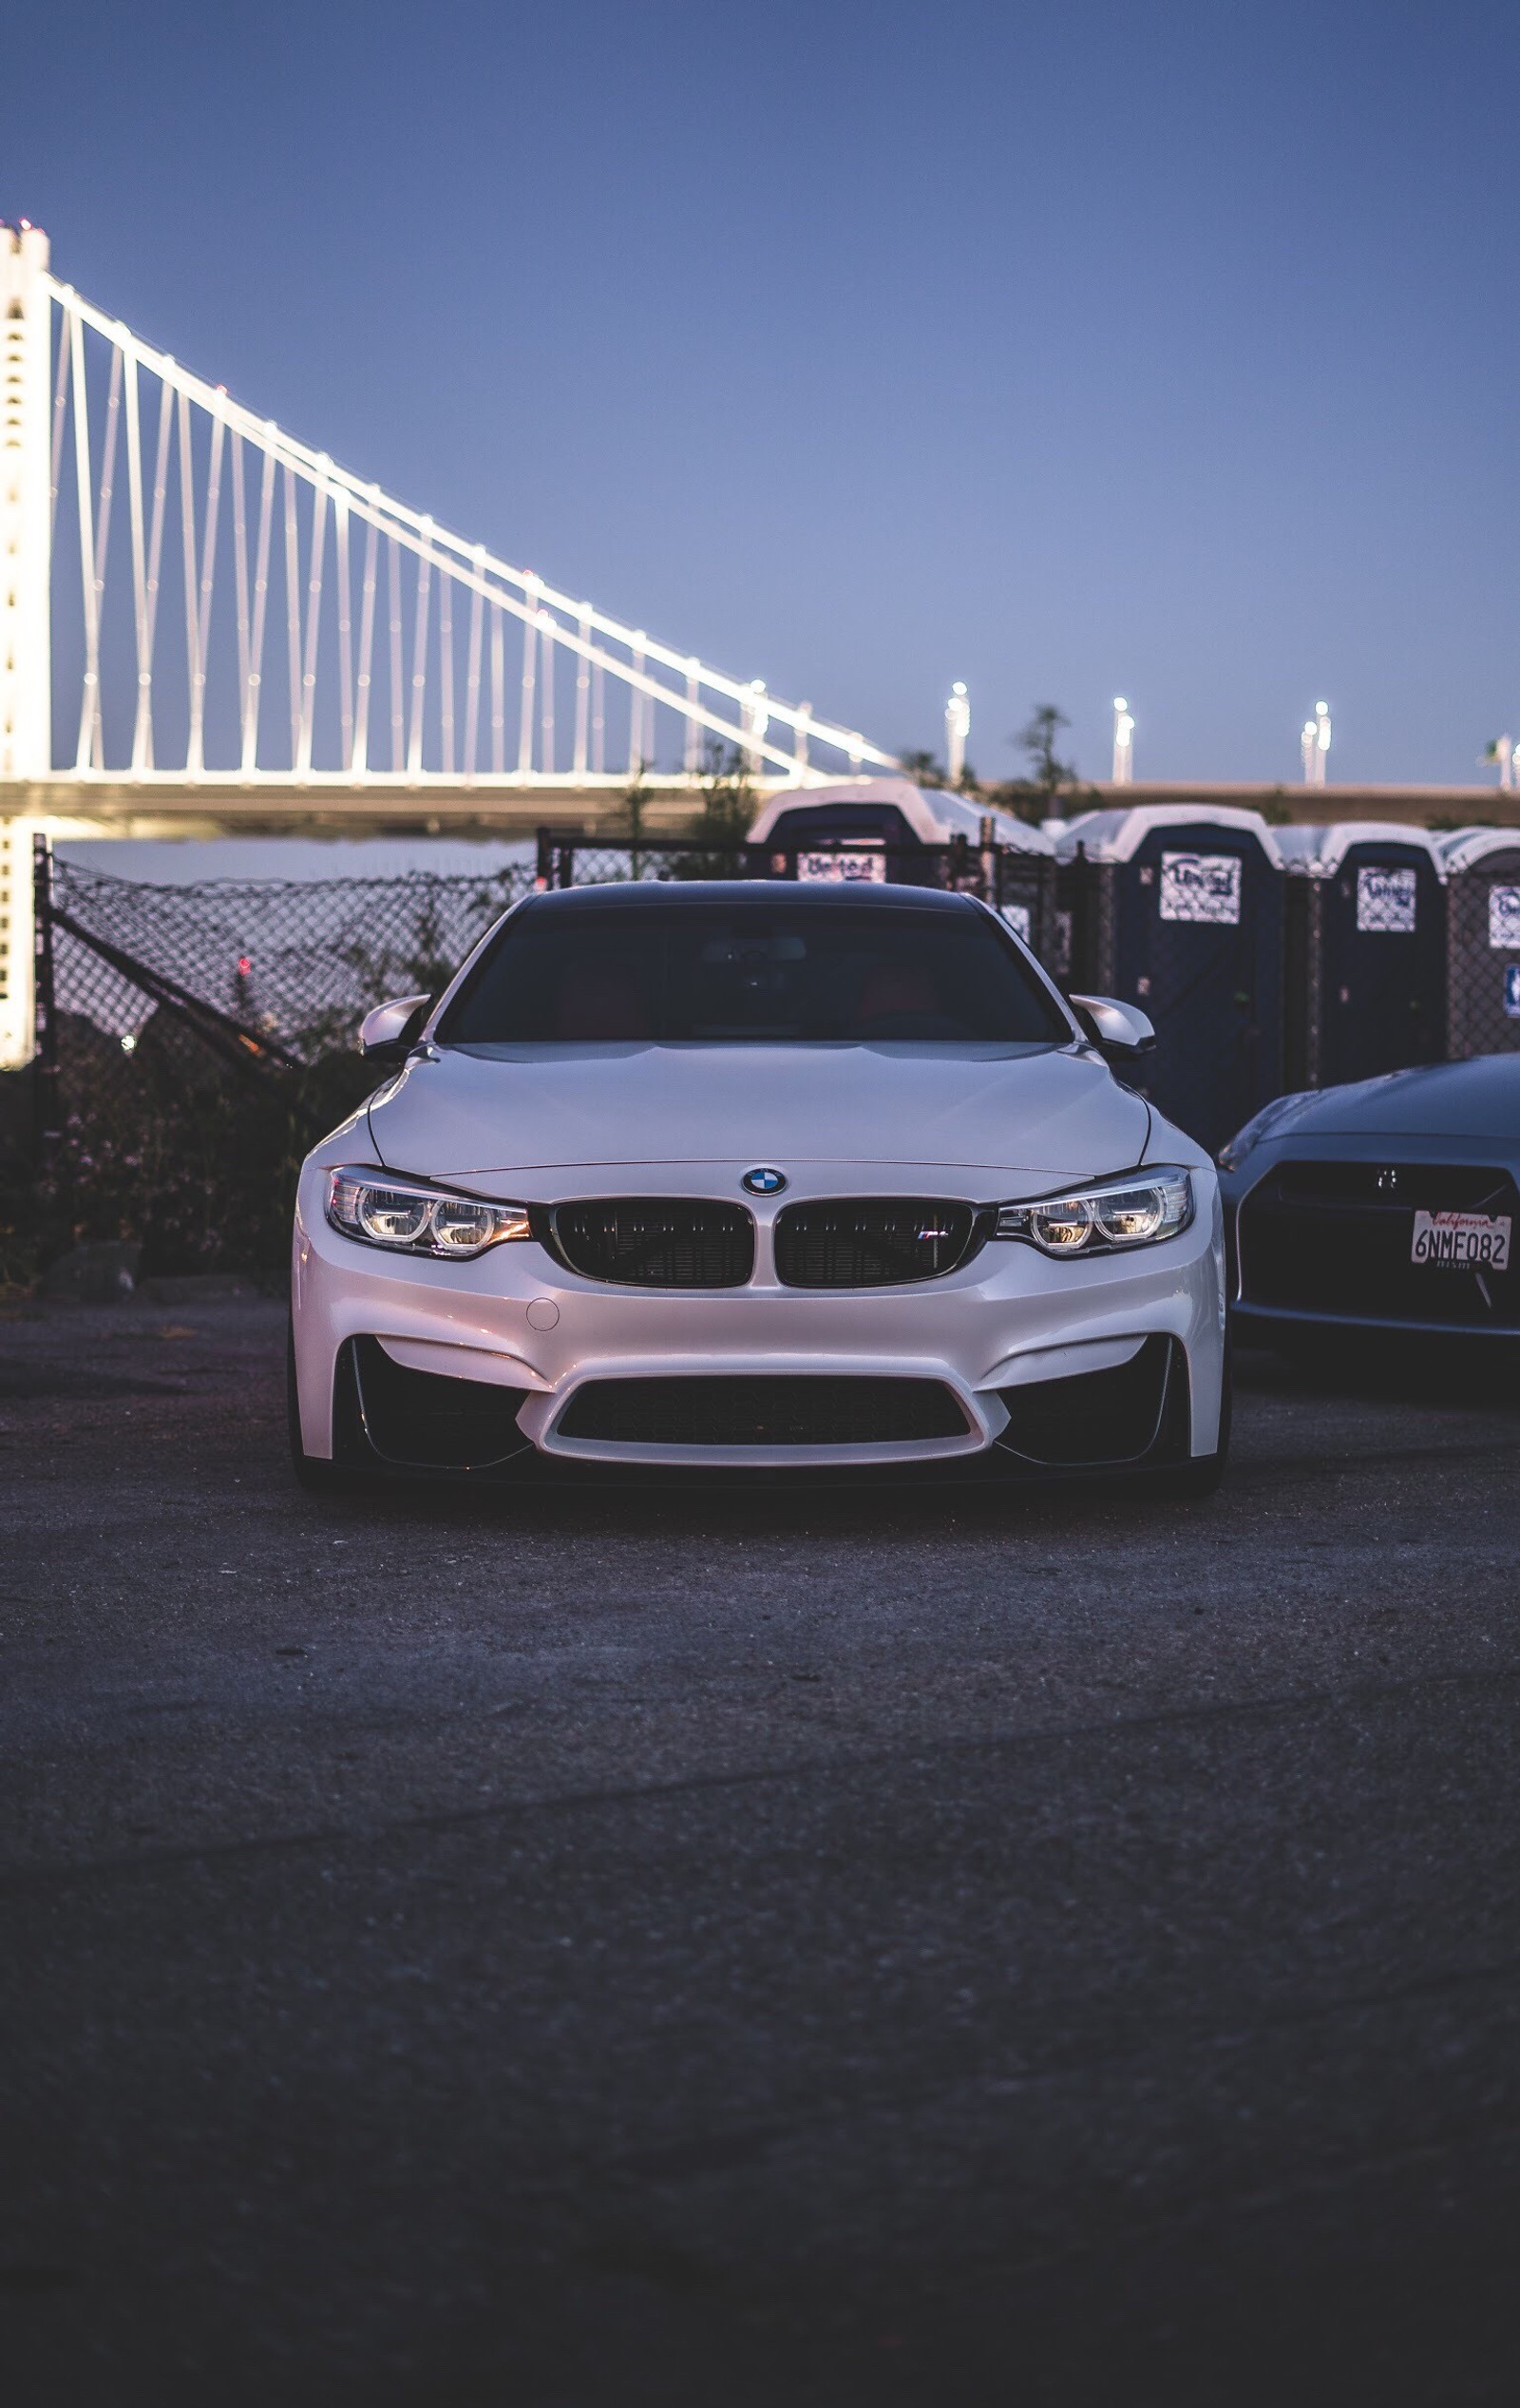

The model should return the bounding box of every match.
[289,882,1228,1496]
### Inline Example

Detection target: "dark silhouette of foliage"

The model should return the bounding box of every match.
[988,703,1094,825]
[670,743,758,877]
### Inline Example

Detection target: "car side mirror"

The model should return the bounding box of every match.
[1067,992,1155,1073]
[359,993,433,1064]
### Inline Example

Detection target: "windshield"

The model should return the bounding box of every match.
[438,899,1070,1045]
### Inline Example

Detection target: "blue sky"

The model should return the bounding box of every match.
[10,0,1520,788]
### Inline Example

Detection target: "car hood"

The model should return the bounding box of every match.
[365,1042,1152,1181]
[1274,1055,1520,1141]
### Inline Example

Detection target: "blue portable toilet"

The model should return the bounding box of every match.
[1054,804,1286,1154]
[747,777,1056,958]
[1276,822,1447,1087]
[1439,825,1520,1058]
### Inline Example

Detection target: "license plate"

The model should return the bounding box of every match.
[796,849,886,884]
[1411,1210,1511,1271]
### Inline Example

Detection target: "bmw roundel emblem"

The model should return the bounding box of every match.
[742,1166,788,1196]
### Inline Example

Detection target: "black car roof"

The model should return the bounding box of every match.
[521,880,982,916]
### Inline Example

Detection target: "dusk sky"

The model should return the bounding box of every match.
[10,0,1520,789]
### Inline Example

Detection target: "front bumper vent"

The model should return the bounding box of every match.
[351,1337,532,1469]
[996,1336,1180,1466]
[557,1374,970,1448]
[773,1197,983,1287]
[546,1198,754,1288]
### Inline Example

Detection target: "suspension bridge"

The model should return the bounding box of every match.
[0,223,900,1062]
[7,225,1517,1070]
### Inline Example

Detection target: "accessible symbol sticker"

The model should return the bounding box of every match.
[1490,885,1520,949]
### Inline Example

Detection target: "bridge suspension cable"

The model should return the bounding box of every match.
[17,246,895,793]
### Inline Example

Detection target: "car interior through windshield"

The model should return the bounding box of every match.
[438,901,1070,1045]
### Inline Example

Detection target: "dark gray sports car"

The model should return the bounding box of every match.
[1218,1054,1518,1347]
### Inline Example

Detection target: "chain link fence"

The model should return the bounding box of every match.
[45,850,532,1059]
[1057,848,1283,1156]
[1447,845,1520,1059]
[14,845,534,1283]
[532,831,1061,964]
[14,826,1520,1286]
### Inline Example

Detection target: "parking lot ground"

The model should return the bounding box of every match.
[2,1296,1518,2406]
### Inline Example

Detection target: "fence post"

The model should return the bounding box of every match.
[31,831,61,1163]
[535,827,553,891]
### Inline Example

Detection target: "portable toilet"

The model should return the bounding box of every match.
[1439,825,1520,1058]
[1276,823,1447,1088]
[747,777,1057,961]
[1054,804,1285,1154]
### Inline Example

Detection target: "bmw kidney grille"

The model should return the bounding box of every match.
[772,1198,982,1288]
[547,1198,754,1288]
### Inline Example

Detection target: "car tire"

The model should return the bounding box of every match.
[287,1320,365,1494]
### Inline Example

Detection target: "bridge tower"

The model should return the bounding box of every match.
[0,225,50,1066]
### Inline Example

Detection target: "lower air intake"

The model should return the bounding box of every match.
[557,1374,970,1448]
[997,1336,1179,1466]
[352,1337,532,1469]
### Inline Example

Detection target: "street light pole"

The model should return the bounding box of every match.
[1112,697,1134,784]
[1302,701,1330,788]
[945,682,970,787]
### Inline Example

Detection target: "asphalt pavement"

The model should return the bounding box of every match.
[3,1297,1517,2406]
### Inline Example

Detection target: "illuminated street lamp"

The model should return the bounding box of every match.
[1302,699,1330,787]
[1112,696,1134,784]
[945,682,970,786]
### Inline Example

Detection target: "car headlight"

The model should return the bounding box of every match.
[326,1167,532,1259]
[1215,1092,1317,1172]
[994,1167,1193,1256]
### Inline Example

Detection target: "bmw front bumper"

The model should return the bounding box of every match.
[291,1151,1227,1477]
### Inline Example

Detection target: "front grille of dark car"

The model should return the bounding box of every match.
[557,1374,970,1448]
[546,1198,754,1288]
[1238,1160,1520,1328]
[772,1198,984,1288]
